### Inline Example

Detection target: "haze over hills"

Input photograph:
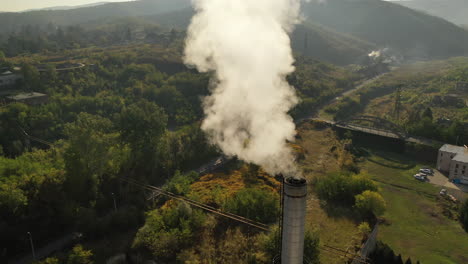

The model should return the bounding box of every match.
[1,0,468,64]
[0,0,191,33]
[22,2,110,12]
[393,0,468,26]
[301,0,468,60]
[144,6,375,65]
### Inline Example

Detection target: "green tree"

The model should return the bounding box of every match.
[460,198,468,232]
[0,50,5,59]
[355,190,387,217]
[132,202,206,261]
[64,113,126,205]
[119,100,167,175]
[67,245,93,264]
[21,63,41,91]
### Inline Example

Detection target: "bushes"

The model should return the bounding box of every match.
[67,245,94,264]
[460,199,468,232]
[315,172,377,205]
[132,202,206,260]
[355,190,387,217]
[316,172,385,218]
[222,188,279,223]
[164,170,199,196]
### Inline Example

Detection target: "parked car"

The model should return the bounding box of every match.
[440,189,447,195]
[414,174,426,181]
[420,168,433,175]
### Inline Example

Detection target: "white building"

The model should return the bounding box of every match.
[437,144,468,184]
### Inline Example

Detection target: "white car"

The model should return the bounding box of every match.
[420,168,433,175]
[414,174,426,181]
[440,189,447,195]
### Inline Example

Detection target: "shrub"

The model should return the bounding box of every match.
[222,188,279,223]
[355,190,386,217]
[315,172,377,205]
[358,222,371,237]
[67,245,93,264]
[164,170,199,195]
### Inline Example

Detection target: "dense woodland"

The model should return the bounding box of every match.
[2,0,468,263]
[0,25,361,262]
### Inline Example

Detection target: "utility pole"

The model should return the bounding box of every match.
[27,232,35,261]
[111,193,117,212]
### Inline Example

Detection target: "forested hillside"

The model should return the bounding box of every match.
[0,37,364,261]
[3,0,468,65]
[0,0,191,33]
[395,0,468,26]
[301,0,468,60]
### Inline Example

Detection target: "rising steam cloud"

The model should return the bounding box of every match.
[184,0,303,176]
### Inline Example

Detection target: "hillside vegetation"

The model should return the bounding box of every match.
[302,0,468,60]
[3,0,468,64]
[325,57,468,145]
[395,0,468,26]
[0,0,191,33]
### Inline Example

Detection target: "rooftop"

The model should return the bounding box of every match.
[1,71,13,75]
[453,153,468,163]
[440,144,466,154]
[7,92,47,100]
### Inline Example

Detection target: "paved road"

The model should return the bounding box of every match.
[427,170,468,201]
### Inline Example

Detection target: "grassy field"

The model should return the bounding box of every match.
[361,149,468,264]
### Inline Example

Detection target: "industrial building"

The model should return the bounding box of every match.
[437,144,468,184]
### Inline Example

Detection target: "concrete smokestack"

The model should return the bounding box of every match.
[281,177,307,264]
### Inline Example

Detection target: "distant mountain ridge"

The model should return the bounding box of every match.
[393,0,468,26]
[22,2,109,12]
[0,0,191,33]
[301,0,468,60]
[0,0,467,64]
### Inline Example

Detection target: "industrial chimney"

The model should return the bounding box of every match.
[281,177,307,264]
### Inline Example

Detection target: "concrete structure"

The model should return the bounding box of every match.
[6,92,48,105]
[437,144,468,184]
[281,177,307,264]
[0,70,22,88]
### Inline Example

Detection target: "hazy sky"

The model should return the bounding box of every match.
[1,0,132,12]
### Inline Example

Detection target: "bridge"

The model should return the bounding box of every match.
[312,116,443,147]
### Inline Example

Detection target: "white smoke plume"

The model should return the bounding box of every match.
[184,0,303,176]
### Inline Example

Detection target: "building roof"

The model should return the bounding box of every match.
[6,92,47,101]
[440,144,466,154]
[1,71,13,75]
[453,153,468,163]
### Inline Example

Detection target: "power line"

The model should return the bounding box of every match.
[120,177,270,231]
[122,177,371,263]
